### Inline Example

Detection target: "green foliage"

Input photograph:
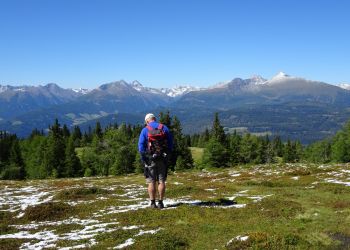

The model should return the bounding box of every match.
[203,138,229,168]
[171,116,194,170]
[64,136,82,177]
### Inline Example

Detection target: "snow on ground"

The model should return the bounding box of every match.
[1,217,154,250]
[4,164,348,249]
[226,235,249,246]
[0,185,54,214]
[113,228,162,249]
[324,179,350,186]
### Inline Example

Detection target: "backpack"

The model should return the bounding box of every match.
[146,124,168,155]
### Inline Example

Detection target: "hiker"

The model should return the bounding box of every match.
[138,113,173,209]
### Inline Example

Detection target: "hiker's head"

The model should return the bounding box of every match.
[145,113,156,124]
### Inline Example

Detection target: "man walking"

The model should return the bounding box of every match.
[138,113,173,209]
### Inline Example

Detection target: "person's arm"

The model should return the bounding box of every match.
[138,128,148,162]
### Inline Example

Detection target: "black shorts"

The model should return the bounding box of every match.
[144,158,168,183]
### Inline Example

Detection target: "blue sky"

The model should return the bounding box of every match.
[0,0,349,89]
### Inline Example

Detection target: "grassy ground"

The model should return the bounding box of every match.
[0,163,350,249]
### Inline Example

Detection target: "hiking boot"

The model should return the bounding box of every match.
[158,200,164,209]
[150,203,158,209]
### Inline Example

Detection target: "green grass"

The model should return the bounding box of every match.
[0,163,350,249]
[189,147,204,166]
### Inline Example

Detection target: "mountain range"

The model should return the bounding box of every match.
[1,72,350,144]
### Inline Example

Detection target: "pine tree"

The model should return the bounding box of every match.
[211,113,227,145]
[62,124,71,138]
[283,139,294,163]
[64,136,82,177]
[72,126,82,147]
[272,135,284,157]
[228,131,241,165]
[6,139,26,180]
[202,113,229,168]
[202,138,229,168]
[94,121,103,139]
[171,116,194,170]
[44,119,66,177]
[255,137,268,164]
[240,133,253,164]
[159,111,172,128]
[331,132,350,162]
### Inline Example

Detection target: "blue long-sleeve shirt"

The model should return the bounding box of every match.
[138,121,173,153]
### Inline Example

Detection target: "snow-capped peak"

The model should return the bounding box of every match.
[338,83,350,90]
[161,85,202,97]
[0,85,9,93]
[130,80,144,92]
[271,71,290,81]
[250,75,267,85]
[71,88,91,95]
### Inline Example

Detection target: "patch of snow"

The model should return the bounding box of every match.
[0,185,54,213]
[71,88,91,95]
[324,179,350,186]
[250,75,267,85]
[226,235,249,246]
[291,176,300,180]
[338,83,350,90]
[247,194,273,203]
[114,238,135,249]
[229,173,241,177]
[271,71,290,81]
[161,85,203,97]
[135,228,162,236]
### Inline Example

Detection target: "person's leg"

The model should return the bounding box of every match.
[148,182,156,200]
[157,159,167,209]
[158,181,166,200]
[146,162,157,208]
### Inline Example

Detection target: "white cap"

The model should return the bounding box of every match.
[145,113,156,123]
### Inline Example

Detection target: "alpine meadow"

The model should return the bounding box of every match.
[1,1,350,249]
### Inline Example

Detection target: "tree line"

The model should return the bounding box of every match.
[192,113,350,168]
[1,112,350,180]
[0,112,193,180]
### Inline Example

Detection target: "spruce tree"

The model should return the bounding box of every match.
[44,119,66,177]
[159,111,172,129]
[212,112,227,145]
[202,113,229,168]
[171,116,194,170]
[94,121,103,139]
[229,131,241,165]
[8,139,26,180]
[65,136,82,177]
[72,126,82,147]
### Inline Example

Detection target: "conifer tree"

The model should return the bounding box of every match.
[44,119,66,177]
[283,139,294,163]
[94,121,103,139]
[62,124,70,138]
[212,112,227,145]
[6,139,26,180]
[172,116,194,170]
[229,131,241,165]
[72,126,82,147]
[159,111,172,129]
[65,136,82,177]
[202,113,229,168]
